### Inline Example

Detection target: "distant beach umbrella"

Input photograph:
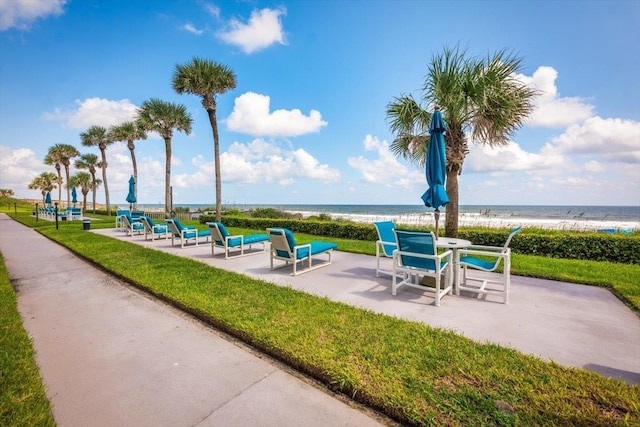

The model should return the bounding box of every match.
[45,191,52,205]
[421,107,449,238]
[126,175,136,210]
[71,187,78,206]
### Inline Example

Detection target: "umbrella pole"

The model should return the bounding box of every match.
[434,209,440,239]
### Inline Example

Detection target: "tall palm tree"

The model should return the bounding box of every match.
[108,121,147,208]
[74,153,100,213]
[135,98,192,217]
[69,172,99,212]
[386,46,537,237]
[173,57,236,221]
[46,143,79,207]
[28,172,58,205]
[80,126,114,215]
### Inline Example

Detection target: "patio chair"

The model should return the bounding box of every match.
[267,228,337,275]
[392,229,453,306]
[121,213,144,236]
[140,216,170,242]
[207,222,269,259]
[374,221,397,277]
[455,226,521,304]
[66,207,82,220]
[116,209,130,230]
[166,218,211,248]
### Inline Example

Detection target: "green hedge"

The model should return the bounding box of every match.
[201,216,640,265]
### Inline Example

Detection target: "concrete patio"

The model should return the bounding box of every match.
[93,226,640,385]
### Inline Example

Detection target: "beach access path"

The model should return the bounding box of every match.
[90,225,640,386]
[0,214,387,427]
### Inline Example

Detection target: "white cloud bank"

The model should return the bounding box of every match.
[217,7,287,54]
[226,92,327,137]
[174,138,339,187]
[42,97,138,130]
[517,66,594,128]
[348,135,423,189]
[0,0,67,31]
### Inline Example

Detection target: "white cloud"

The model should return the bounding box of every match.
[217,7,286,54]
[348,135,423,188]
[226,92,327,137]
[182,22,203,35]
[204,3,220,19]
[0,146,44,198]
[0,0,67,31]
[42,97,138,130]
[546,116,640,162]
[517,66,594,127]
[175,138,339,187]
[465,140,567,173]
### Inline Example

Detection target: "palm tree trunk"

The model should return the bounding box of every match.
[207,109,222,222]
[65,166,71,208]
[56,165,62,205]
[129,141,138,210]
[445,169,460,238]
[101,148,110,215]
[91,173,96,213]
[164,137,172,218]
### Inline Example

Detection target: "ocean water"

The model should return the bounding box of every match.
[138,204,640,232]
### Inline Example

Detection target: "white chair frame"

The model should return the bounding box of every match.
[392,230,453,307]
[267,228,334,276]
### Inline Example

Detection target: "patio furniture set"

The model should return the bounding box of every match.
[114,210,519,305]
[375,221,520,306]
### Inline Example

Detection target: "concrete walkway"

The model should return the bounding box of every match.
[0,214,388,427]
[92,223,640,385]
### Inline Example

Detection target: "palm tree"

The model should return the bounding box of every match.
[173,57,236,221]
[46,143,79,207]
[135,98,192,217]
[108,121,147,208]
[386,46,537,237]
[28,172,58,205]
[74,153,100,213]
[44,152,63,205]
[80,126,114,215]
[69,172,99,212]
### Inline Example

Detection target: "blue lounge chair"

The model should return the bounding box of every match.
[140,216,170,242]
[116,209,130,230]
[167,218,211,248]
[455,226,521,304]
[121,213,144,236]
[267,228,337,275]
[66,207,82,220]
[392,229,453,306]
[207,222,269,259]
[374,221,397,277]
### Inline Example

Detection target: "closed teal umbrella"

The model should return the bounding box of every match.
[45,191,52,205]
[421,107,449,238]
[126,175,136,210]
[71,187,78,206]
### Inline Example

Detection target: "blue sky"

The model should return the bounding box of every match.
[1,0,639,208]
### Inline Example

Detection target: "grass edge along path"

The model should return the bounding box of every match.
[0,253,56,426]
[35,226,639,426]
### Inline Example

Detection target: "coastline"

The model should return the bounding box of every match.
[24,199,639,232]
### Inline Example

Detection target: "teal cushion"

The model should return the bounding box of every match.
[295,241,337,259]
[460,256,498,271]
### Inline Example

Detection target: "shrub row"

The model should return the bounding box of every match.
[200,215,640,265]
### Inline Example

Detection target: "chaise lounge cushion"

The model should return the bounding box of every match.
[214,222,268,247]
[272,228,337,259]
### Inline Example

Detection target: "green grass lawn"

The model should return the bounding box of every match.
[0,253,56,426]
[2,204,640,426]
